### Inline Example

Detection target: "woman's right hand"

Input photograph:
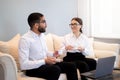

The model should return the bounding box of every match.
[65,45,74,50]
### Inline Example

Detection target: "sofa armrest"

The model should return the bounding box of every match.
[93,41,120,68]
[0,52,18,80]
[93,41,119,58]
[93,41,119,52]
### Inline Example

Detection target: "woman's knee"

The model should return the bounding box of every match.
[76,61,89,73]
[86,58,97,70]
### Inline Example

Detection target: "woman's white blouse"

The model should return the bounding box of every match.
[61,33,95,57]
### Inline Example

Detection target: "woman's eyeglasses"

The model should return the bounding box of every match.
[69,23,80,27]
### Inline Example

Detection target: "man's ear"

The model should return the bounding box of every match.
[34,23,39,28]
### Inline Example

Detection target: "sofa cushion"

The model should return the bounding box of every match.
[51,34,64,51]
[18,72,67,80]
[0,34,20,70]
[18,72,45,80]
[45,33,54,52]
[51,34,67,58]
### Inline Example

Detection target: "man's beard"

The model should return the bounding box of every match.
[38,26,46,33]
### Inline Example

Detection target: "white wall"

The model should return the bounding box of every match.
[0,0,77,41]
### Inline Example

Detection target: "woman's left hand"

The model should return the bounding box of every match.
[77,46,85,52]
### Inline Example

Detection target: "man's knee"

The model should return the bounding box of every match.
[50,65,61,74]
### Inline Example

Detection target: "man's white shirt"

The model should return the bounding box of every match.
[18,30,52,70]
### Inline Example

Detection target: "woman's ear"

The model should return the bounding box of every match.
[79,25,82,29]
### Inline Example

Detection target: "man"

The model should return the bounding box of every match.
[18,12,78,80]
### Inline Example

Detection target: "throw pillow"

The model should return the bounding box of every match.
[0,34,21,70]
[45,33,54,52]
[0,41,9,53]
[51,34,64,51]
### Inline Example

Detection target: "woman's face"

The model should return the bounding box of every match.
[70,20,81,33]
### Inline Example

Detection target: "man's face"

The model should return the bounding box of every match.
[38,16,47,33]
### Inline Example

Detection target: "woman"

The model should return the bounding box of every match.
[60,17,96,80]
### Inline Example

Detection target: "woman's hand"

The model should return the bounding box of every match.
[77,46,85,52]
[65,45,74,50]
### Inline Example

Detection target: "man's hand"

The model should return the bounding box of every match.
[53,51,60,58]
[45,57,56,64]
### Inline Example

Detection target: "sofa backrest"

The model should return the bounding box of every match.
[51,34,95,58]
[0,33,119,71]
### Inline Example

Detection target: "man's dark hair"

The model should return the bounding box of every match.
[72,17,83,33]
[28,12,44,29]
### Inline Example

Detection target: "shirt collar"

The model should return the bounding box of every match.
[29,30,42,39]
[71,32,75,37]
[71,32,83,39]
